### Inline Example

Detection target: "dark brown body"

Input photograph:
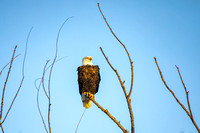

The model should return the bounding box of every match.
[77,65,100,95]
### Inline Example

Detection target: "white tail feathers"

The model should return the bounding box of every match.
[83,100,92,109]
[81,93,93,109]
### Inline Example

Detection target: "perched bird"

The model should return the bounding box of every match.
[77,56,100,109]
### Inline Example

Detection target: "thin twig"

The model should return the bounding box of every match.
[48,96,51,133]
[75,108,86,133]
[0,54,20,77]
[2,76,24,124]
[98,3,135,132]
[175,65,193,117]
[154,57,200,132]
[0,53,20,130]
[34,56,68,91]
[47,16,74,99]
[97,3,134,99]
[35,56,67,133]
[100,47,127,97]
[2,27,33,124]
[37,87,48,133]
[89,97,128,133]
[37,61,50,133]
[42,60,50,99]
[100,47,134,133]
[47,16,73,133]
[0,45,18,120]
[154,57,190,116]
[175,65,200,132]
[22,27,33,75]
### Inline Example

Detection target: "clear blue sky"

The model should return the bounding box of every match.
[0,1,200,133]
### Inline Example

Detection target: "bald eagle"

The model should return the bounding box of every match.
[77,56,100,109]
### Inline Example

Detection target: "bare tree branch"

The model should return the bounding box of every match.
[175,65,200,132]
[100,47,127,97]
[100,47,134,133]
[37,88,48,133]
[154,57,200,132]
[36,57,68,133]
[1,27,33,124]
[2,76,24,124]
[88,96,128,133]
[47,94,51,133]
[35,17,73,133]
[98,3,134,133]
[47,16,73,133]
[75,108,86,133]
[0,45,18,121]
[42,60,50,99]
[154,57,190,115]
[0,27,32,132]
[23,27,33,75]
[175,66,192,116]
[37,60,50,133]
[0,54,20,77]
[97,3,134,99]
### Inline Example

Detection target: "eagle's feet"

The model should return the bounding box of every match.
[84,92,94,100]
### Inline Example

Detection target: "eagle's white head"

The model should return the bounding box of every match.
[82,56,93,66]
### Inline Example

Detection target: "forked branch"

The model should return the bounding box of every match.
[0,54,20,77]
[154,57,200,132]
[98,3,134,133]
[0,45,17,133]
[100,47,127,96]
[0,45,17,121]
[100,47,134,133]
[0,27,33,132]
[97,3,134,99]
[36,60,50,133]
[175,65,193,118]
[36,17,73,133]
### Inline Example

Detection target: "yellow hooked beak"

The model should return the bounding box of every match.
[87,56,92,61]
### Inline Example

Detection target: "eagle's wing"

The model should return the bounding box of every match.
[77,65,100,95]
[77,66,84,95]
[95,66,100,93]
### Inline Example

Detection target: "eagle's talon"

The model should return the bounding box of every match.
[84,92,94,99]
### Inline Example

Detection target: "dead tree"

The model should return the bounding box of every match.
[154,57,200,133]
